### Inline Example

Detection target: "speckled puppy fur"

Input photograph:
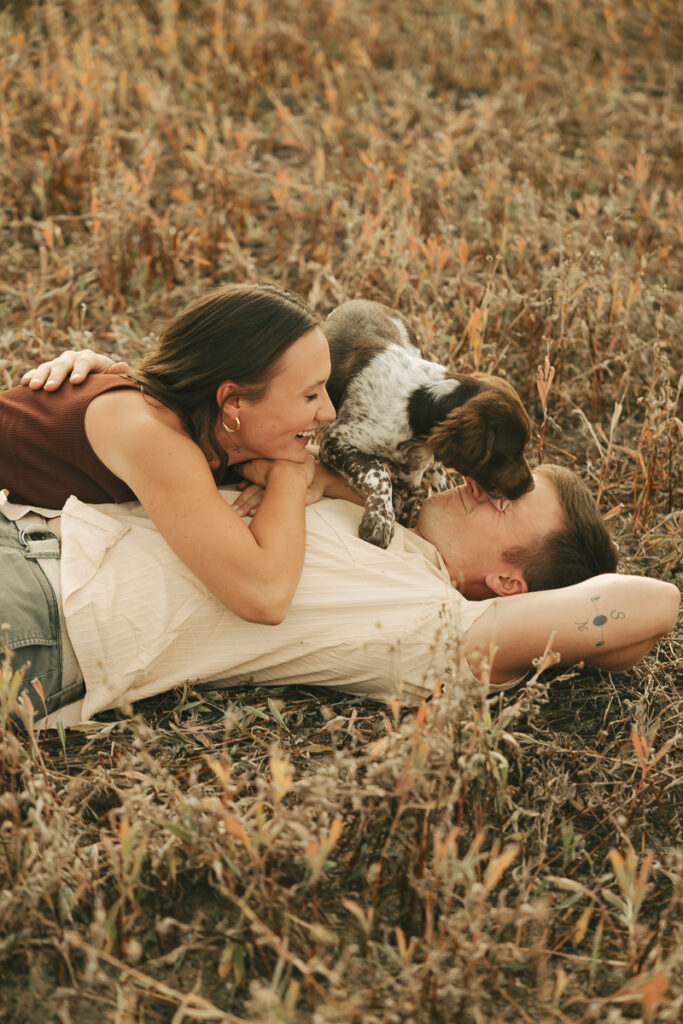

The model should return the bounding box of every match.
[319,300,533,548]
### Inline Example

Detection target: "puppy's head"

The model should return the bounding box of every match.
[427,374,533,500]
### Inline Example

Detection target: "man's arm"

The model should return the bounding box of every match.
[21,350,128,389]
[464,573,680,685]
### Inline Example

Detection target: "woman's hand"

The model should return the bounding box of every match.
[232,483,265,518]
[304,461,338,505]
[233,459,346,517]
[239,453,317,490]
[236,457,363,514]
[21,350,130,390]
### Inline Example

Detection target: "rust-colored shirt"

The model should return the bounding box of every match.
[0,375,141,508]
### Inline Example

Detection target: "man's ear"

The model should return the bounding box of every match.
[484,572,528,597]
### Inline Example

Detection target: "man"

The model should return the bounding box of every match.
[5,467,672,729]
[413,467,678,685]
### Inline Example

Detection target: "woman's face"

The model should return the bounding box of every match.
[219,326,336,464]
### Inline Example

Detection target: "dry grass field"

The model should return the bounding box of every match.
[1,0,682,1021]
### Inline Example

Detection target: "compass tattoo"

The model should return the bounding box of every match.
[575,594,626,648]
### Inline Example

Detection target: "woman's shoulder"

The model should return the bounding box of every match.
[85,377,184,432]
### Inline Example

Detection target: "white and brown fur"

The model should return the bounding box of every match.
[319,300,533,548]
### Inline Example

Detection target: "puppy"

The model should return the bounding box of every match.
[319,300,533,548]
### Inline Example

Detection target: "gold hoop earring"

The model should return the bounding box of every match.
[222,415,241,434]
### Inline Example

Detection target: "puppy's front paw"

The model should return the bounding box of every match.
[392,486,421,526]
[359,507,395,548]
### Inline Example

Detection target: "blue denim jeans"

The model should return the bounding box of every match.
[0,513,83,719]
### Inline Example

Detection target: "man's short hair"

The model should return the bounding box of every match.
[503,464,618,591]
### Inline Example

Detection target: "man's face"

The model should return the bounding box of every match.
[414,470,565,599]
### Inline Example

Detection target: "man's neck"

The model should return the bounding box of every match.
[411,525,494,600]
[458,579,498,601]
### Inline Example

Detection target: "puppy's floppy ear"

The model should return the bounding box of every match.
[428,401,495,476]
[408,377,480,436]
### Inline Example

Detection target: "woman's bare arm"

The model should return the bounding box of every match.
[82,389,327,625]
[465,573,680,684]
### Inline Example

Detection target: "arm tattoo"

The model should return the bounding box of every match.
[574,595,626,648]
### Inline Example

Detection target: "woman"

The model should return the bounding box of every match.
[2,284,362,623]
[1,284,363,720]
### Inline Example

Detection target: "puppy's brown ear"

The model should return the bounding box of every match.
[428,405,494,476]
